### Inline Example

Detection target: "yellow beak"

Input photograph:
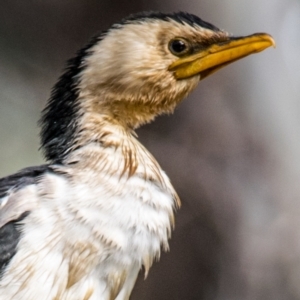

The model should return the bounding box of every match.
[169,33,275,80]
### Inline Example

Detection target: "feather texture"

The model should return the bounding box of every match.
[0,11,229,299]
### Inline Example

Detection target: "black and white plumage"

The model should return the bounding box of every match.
[0,12,274,300]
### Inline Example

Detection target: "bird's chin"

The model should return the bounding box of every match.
[199,62,236,80]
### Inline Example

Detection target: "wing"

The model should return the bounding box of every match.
[0,165,50,276]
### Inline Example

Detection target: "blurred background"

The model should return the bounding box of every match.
[0,0,299,299]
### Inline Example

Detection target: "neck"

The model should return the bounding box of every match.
[41,79,181,207]
[62,112,180,210]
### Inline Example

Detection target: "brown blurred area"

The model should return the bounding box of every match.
[1,1,300,299]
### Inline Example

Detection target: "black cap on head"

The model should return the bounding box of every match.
[119,11,220,32]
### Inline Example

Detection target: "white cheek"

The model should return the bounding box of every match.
[82,23,172,88]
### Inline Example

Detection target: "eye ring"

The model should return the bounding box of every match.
[168,38,190,56]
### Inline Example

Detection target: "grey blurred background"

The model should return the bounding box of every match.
[0,1,299,299]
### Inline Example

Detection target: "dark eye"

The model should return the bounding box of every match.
[169,39,189,56]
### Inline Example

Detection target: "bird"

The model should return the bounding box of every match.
[0,11,274,300]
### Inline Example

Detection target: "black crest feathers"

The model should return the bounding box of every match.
[120,11,220,32]
[39,35,103,163]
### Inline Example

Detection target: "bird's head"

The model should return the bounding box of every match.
[41,11,275,162]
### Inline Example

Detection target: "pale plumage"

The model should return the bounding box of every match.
[0,11,274,300]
